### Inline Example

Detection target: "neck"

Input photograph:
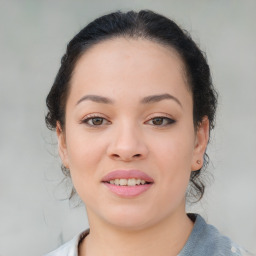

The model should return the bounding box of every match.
[79,207,194,256]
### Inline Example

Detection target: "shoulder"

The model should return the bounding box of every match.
[44,230,89,256]
[179,214,254,256]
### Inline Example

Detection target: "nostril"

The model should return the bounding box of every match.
[110,153,142,161]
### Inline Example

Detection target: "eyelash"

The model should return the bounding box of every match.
[81,115,176,127]
[81,114,110,127]
[146,116,176,126]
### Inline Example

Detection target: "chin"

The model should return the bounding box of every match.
[107,216,153,231]
[95,205,161,231]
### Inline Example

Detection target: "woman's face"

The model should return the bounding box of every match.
[57,38,209,230]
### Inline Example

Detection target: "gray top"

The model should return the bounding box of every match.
[44,214,254,256]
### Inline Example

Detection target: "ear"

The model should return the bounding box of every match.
[191,116,210,171]
[56,122,69,169]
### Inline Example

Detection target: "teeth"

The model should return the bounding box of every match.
[108,178,148,186]
[136,179,141,185]
[119,179,128,186]
[127,178,136,186]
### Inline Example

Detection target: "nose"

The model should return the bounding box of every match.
[106,123,149,162]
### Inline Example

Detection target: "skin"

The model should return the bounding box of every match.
[57,38,209,256]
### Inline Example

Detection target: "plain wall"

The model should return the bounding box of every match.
[0,0,255,255]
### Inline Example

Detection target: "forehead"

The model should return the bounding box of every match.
[69,37,191,104]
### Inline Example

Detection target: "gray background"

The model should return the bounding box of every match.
[0,0,255,255]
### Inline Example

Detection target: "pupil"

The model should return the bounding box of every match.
[153,118,163,125]
[92,118,103,125]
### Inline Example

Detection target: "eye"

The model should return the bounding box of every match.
[146,116,175,126]
[82,116,110,126]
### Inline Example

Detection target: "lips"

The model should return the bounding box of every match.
[101,170,154,197]
[102,170,154,183]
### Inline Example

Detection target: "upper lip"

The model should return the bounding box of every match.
[101,170,154,183]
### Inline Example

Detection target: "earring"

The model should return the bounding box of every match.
[196,160,201,164]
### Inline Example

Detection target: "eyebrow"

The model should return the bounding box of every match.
[140,93,182,108]
[76,95,114,105]
[76,93,182,108]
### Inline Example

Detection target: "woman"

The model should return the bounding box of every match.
[44,10,253,256]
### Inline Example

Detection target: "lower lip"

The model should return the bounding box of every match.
[103,183,153,197]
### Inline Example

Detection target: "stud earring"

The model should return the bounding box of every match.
[196,160,201,164]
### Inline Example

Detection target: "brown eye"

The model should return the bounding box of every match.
[82,116,109,126]
[91,117,104,125]
[147,117,175,126]
[152,117,164,125]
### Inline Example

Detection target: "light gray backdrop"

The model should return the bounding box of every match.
[0,0,255,255]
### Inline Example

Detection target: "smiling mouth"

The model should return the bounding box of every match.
[101,170,154,197]
[104,178,152,186]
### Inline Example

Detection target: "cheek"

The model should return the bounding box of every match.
[64,128,107,187]
[150,126,195,189]
[151,127,195,167]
